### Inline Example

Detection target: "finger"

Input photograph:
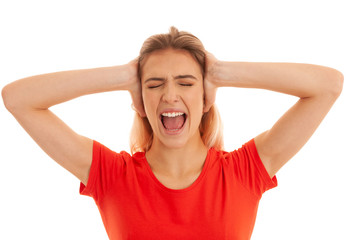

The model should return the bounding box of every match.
[203,95,213,113]
[204,87,217,113]
[203,103,211,113]
[130,91,146,117]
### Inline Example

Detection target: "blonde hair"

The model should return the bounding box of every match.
[130,27,223,154]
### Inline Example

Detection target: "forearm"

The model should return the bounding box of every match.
[212,61,343,98]
[2,64,133,112]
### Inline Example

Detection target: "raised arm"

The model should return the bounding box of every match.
[204,53,343,177]
[2,60,144,185]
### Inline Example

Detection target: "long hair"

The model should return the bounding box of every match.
[130,27,223,154]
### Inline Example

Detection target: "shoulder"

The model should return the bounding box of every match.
[94,140,131,158]
[210,139,256,163]
[92,140,140,169]
[81,142,146,197]
[211,139,278,195]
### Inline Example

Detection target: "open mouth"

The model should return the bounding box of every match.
[160,112,187,132]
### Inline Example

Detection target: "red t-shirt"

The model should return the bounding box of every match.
[80,139,277,240]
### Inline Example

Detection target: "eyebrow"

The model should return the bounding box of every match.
[144,75,198,83]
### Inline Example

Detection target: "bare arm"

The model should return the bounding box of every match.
[205,54,344,177]
[2,61,143,185]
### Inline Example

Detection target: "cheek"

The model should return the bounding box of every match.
[189,87,204,108]
[142,88,152,108]
[142,91,159,122]
[189,95,203,110]
[186,88,204,123]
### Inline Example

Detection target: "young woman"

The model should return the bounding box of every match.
[2,27,343,239]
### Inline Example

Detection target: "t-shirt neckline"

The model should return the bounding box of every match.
[141,148,213,194]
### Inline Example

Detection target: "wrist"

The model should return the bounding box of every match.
[213,61,249,88]
[114,63,138,91]
[208,60,230,88]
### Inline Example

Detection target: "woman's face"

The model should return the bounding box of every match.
[141,48,204,149]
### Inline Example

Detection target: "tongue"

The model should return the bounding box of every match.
[162,115,185,130]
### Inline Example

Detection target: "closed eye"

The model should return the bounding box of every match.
[148,84,163,89]
[179,83,193,87]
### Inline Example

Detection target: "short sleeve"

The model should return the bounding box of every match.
[79,140,128,201]
[230,138,277,197]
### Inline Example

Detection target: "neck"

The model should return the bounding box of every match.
[145,131,208,178]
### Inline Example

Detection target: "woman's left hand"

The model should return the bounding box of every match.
[203,51,220,113]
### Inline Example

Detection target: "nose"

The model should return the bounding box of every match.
[161,81,179,103]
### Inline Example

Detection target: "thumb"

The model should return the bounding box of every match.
[130,91,146,117]
[203,89,216,113]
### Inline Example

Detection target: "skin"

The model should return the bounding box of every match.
[2,47,343,188]
[204,53,343,177]
[140,49,208,189]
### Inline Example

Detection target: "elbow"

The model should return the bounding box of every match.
[319,67,344,99]
[305,65,344,99]
[2,84,13,112]
[330,70,344,98]
[1,85,14,112]
[3,82,48,113]
[2,84,23,114]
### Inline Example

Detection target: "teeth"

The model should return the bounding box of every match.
[161,112,185,117]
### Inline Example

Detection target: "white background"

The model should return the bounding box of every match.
[0,0,359,239]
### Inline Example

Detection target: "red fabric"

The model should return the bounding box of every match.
[80,139,277,240]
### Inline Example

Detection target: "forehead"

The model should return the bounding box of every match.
[141,48,202,79]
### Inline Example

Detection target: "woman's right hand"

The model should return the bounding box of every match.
[124,59,146,117]
[2,58,146,185]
